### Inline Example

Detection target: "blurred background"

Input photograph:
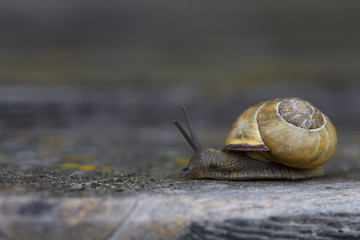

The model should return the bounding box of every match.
[0,0,359,176]
[1,0,359,85]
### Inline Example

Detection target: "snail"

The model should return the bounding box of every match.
[171,97,337,180]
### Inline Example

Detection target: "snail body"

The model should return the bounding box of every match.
[171,98,337,180]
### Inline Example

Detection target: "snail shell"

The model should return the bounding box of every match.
[223,97,337,168]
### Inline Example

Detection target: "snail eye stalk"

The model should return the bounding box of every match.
[171,107,202,153]
[181,107,202,151]
[171,118,198,152]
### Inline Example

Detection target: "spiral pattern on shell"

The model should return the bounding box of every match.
[224,97,337,168]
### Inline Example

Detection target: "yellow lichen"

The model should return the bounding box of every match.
[78,164,96,171]
[174,157,189,165]
[58,163,96,171]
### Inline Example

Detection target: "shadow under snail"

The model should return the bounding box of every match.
[171,97,337,180]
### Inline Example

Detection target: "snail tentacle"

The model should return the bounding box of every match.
[181,106,202,151]
[171,118,198,152]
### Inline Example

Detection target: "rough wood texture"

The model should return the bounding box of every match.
[1,178,360,240]
[0,85,359,239]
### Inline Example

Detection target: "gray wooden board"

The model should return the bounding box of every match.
[0,85,359,239]
[1,177,360,240]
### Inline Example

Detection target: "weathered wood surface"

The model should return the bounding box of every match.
[0,85,359,239]
[1,178,360,240]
